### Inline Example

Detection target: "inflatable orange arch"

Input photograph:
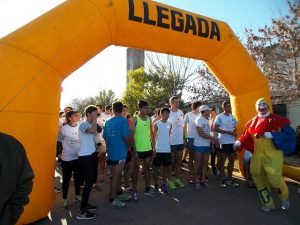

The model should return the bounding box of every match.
[0,0,276,224]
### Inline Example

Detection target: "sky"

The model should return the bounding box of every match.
[0,0,290,109]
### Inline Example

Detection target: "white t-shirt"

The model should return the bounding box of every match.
[78,121,97,156]
[214,113,237,144]
[61,124,80,161]
[194,116,211,147]
[155,120,172,153]
[184,111,200,138]
[168,109,184,145]
[99,113,111,127]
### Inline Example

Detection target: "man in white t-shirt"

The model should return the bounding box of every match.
[77,105,98,220]
[168,96,185,189]
[213,101,238,188]
[183,101,201,184]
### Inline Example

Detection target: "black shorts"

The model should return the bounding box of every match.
[170,144,184,152]
[153,153,172,167]
[137,150,153,159]
[125,151,132,164]
[219,144,235,154]
[107,159,125,165]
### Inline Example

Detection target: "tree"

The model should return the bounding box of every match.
[122,53,200,114]
[186,65,229,102]
[145,53,200,99]
[94,89,117,108]
[68,89,117,114]
[244,0,300,102]
[69,97,97,114]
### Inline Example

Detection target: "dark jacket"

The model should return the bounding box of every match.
[0,133,34,225]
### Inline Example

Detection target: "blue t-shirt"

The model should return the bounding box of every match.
[103,116,130,161]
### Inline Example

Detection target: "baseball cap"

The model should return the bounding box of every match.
[199,105,211,112]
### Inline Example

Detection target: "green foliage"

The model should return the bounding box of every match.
[122,54,200,115]
[68,89,117,114]
[122,67,179,115]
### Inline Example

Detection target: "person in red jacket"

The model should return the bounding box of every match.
[234,98,296,212]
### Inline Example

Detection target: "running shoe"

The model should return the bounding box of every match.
[86,203,97,211]
[226,179,239,187]
[123,186,132,193]
[152,188,160,196]
[109,200,125,209]
[116,192,132,201]
[281,199,290,211]
[63,199,69,210]
[182,159,188,165]
[54,187,61,193]
[201,182,208,188]
[219,180,227,188]
[144,189,153,196]
[74,195,82,204]
[174,179,185,188]
[132,192,138,202]
[188,176,194,184]
[76,211,97,220]
[160,184,169,194]
[92,184,103,192]
[261,205,274,212]
[167,180,176,190]
[194,182,201,191]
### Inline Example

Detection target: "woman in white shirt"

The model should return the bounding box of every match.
[61,111,82,210]
[193,105,218,189]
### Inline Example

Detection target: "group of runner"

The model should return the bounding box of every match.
[57,96,241,220]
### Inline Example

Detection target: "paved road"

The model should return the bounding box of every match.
[32,166,300,225]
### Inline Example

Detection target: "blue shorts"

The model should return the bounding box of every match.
[193,146,210,154]
[243,150,253,166]
[186,138,194,150]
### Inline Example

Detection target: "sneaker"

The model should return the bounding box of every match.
[167,180,176,190]
[160,184,169,194]
[54,187,61,193]
[63,200,69,210]
[74,195,82,204]
[132,192,138,202]
[144,189,153,196]
[110,200,125,209]
[195,182,201,191]
[152,188,160,196]
[123,186,132,193]
[86,203,97,211]
[174,179,185,188]
[76,211,97,220]
[188,176,194,184]
[182,159,188,165]
[92,184,103,192]
[226,179,239,187]
[116,192,132,201]
[261,205,274,212]
[219,180,227,188]
[281,199,290,211]
[201,182,208,188]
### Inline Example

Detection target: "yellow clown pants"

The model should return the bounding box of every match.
[250,137,289,208]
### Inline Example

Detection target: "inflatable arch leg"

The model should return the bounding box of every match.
[0,0,276,223]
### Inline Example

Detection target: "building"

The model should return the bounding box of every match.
[126,48,145,83]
